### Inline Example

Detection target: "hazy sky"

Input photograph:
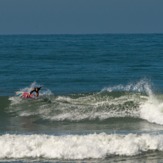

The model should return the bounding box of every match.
[0,0,163,34]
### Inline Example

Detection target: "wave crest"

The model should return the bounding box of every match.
[8,80,163,125]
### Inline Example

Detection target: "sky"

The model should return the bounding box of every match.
[0,0,163,34]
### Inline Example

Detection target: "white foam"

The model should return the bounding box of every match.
[0,133,163,159]
[140,95,163,125]
[8,96,22,105]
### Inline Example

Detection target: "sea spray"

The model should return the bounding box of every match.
[102,79,152,94]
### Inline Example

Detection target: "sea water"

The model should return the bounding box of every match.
[0,34,163,162]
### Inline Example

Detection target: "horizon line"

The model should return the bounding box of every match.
[0,32,163,36]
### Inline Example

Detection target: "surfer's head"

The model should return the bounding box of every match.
[35,87,41,92]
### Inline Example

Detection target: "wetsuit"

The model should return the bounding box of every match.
[30,87,41,97]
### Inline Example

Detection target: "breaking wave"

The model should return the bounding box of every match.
[8,80,163,125]
[0,133,163,159]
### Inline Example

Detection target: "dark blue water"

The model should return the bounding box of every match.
[1,34,163,96]
[1,34,163,162]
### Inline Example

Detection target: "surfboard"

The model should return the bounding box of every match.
[16,91,34,99]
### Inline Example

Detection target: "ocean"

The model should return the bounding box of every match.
[0,34,163,163]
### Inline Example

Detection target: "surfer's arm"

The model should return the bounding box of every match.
[30,87,40,97]
[30,90,39,97]
[30,90,35,95]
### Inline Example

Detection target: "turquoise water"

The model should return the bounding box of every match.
[1,34,163,162]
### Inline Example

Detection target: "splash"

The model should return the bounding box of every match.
[102,79,153,95]
[9,82,53,104]
[140,94,163,125]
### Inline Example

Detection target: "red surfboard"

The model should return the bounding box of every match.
[22,92,34,98]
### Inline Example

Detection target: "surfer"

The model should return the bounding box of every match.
[29,87,41,97]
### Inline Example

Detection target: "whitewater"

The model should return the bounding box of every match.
[1,133,163,159]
